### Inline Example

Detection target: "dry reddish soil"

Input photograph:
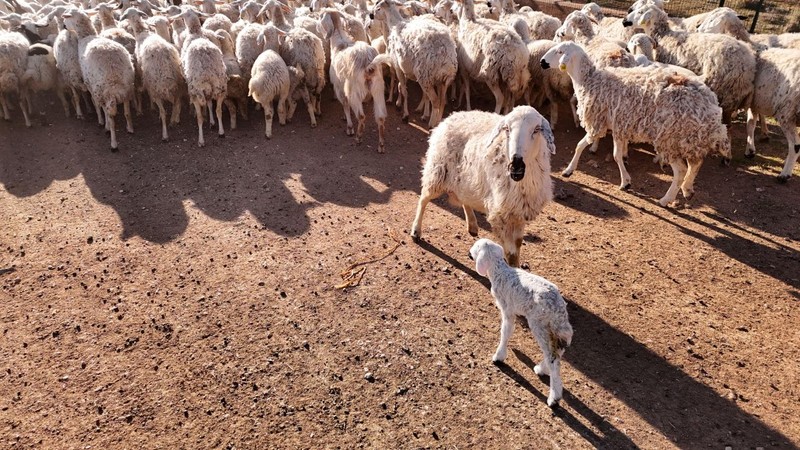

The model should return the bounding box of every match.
[1,89,799,449]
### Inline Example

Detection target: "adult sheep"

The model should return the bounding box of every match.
[410,105,555,267]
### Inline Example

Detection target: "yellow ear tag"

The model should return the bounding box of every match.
[559,63,567,71]
[639,19,649,26]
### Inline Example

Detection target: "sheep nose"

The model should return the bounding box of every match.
[509,155,526,182]
[369,12,374,19]
[622,19,633,27]
[540,59,550,69]
[468,253,474,261]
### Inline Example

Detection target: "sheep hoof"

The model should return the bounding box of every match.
[620,183,631,191]
[162,138,169,143]
[410,232,421,243]
[198,142,205,148]
[721,157,731,166]
[76,115,84,120]
[744,151,755,159]
[110,146,118,153]
[547,397,561,409]
[219,133,225,138]
[469,230,478,237]
[561,170,572,178]
[776,175,790,184]
[402,115,409,123]
[683,190,695,201]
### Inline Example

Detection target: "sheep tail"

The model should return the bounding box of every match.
[549,320,573,355]
[366,54,393,77]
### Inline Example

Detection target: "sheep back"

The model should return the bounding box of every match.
[183,38,227,103]
[750,48,800,124]
[79,37,135,105]
[248,49,289,105]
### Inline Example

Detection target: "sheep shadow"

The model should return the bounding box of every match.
[415,239,794,448]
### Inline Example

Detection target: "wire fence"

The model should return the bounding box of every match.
[523,0,800,34]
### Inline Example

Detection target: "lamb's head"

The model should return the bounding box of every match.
[627,32,656,60]
[370,0,401,22]
[581,2,603,22]
[61,8,94,35]
[433,0,455,24]
[486,105,555,183]
[623,4,662,31]
[120,7,146,24]
[468,238,505,277]
[554,11,591,42]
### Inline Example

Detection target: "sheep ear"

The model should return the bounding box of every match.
[485,119,506,148]
[474,249,491,277]
[540,118,555,155]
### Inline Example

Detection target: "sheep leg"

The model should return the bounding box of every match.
[106,105,118,151]
[277,95,287,126]
[421,85,438,128]
[562,133,594,177]
[81,91,93,117]
[570,94,579,128]
[194,100,205,147]
[57,89,70,118]
[343,102,354,136]
[287,99,297,122]
[745,108,758,158]
[170,97,181,126]
[489,83,504,115]
[681,159,703,200]
[216,96,225,137]
[492,311,515,363]
[263,101,274,139]
[463,205,478,237]
[530,324,563,407]
[410,186,441,241]
[208,102,215,127]
[155,99,168,142]
[306,98,317,128]
[70,87,83,119]
[18,95,31,128]
[612,137,632,190]
[0,96,9,120]
[238,98,248,121]
[134,91,143,116]
[659,159,688,207]
[224,99,237,130]
[396,72,409,122]
[387,69,396,104]
[549,99,559,130]
[94,97,104,127]
[415,94,425,114]
[25,91,33,116]
[463,76,471,111]
[758,113,770,141]
[123,101,133,134]
[777,121,800,182]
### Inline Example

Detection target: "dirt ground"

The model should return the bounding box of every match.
[0,89,799,449]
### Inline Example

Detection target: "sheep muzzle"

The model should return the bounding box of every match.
[622,19,633,27]
[508,156,525,182]
[540,59,550,69]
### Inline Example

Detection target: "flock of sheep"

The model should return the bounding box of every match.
[2,0,800,407]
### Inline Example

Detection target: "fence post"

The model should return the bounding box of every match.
[750,0,765,33]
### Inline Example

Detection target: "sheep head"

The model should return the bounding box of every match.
[624,4,661,31]
[486,106,555,183]
[468,238,505,277]
[554,11,591,42]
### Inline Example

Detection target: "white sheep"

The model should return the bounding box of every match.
[469,238,573,407]
[371,0,457,128]
[0,29,30,126]
[235,22,279,78]
[581,2,637,43]
[749,33,800,50]
[695,7,751,43]
[277,12,326,122]
[248,48,306,138]
[53,13,87,119]
[555,11,635,69]
[410,105,555,267]
[626,33,697,78]
[21,42,70,118]
[63,9,135,151]
[516,6,561,41]
[122,8,185,143]
[743,47,800,182]
[542,42,731,206]
[318,8,391,152]
[215,29,248,129]
[625,4,756,127]
[452,0,530,114]
[177,8,227,147]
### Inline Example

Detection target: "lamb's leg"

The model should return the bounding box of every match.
[0,96,9,120]
[155,99,168,142]
[463,205,478,237]
[488,83,504,115]
[562,133,593,177]
[238,98,248,120]
[25,91,32,115]
[306,97,317,128]
[287,99,297,121]
[745,108,758,158]
[396,71,409,122]
[215,96,225,137]
[224,99,237,130]
[659,159,688,207]
[463,76,471,111]
[777,121,800,183]
[70,87,83,119]
[123,101,133,134]
[492,311,515,363]
[612,137,632,190]
[106,105,118,151]
[410,186,442,241]
[94,97,104,127]
[420,84,437,128]
[194,100,205,147]
[263,101,274,139]
[681,158,703,200]
[530,324,563,407]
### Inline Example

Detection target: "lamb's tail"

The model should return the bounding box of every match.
[366,54,393,77]
[549,320,573,354]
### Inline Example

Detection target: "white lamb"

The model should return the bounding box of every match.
[744,47,800,182]
[410,105,555,267]
[248,49,305,139]
[318,8,391,152]
[469,238,573,407]
[21,42,70,118]
[63,9,135,151]
[371,0,457,128]
[541,42,731,206]
[277,15,326,122]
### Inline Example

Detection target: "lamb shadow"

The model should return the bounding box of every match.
[415,239,794,448]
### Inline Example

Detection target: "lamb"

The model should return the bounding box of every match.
[235,22,279,78]
[410,105,555,267]
[21,42,70,118]
[581,2,637,43]
[541,42,731,206]
[215,29,248,129]
[627,0,711,31]
[177,8,227,147]
[122,8,185,142]
[371,0,457,128]
[626,33,697,78]
[318,9,391,152]
[695,7,751,43]
[468,238,572,407]
[625,4,756,126]
[453,0,530,114]
[0,29,30,126]
[555,11,635,69]
[743,47,800,182]
[248,49,306,138]
[278,22,325,124]
[53,13,87,119]
[63,9,135,151]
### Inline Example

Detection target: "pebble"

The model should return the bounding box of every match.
[364,372,375,383]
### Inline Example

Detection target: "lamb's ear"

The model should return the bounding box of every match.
[475,249,491,277]
[485,119,507,148]
[540,118,555,155]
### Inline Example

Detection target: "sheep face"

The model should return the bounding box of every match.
[554,11,589,42]
[540,41,580,74]
[486,106,556,182]
[624,6,657,31]
[581,2,602,22]
[61,9,92,35]
[468,238,504,277]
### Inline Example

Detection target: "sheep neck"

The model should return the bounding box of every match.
[73,16,97,39]
[458,0,476,22]
[329,16,353,52]
[649,10,672,40]
[270,5,289,30]
[564,51,595,88]
[382,5,405,29]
